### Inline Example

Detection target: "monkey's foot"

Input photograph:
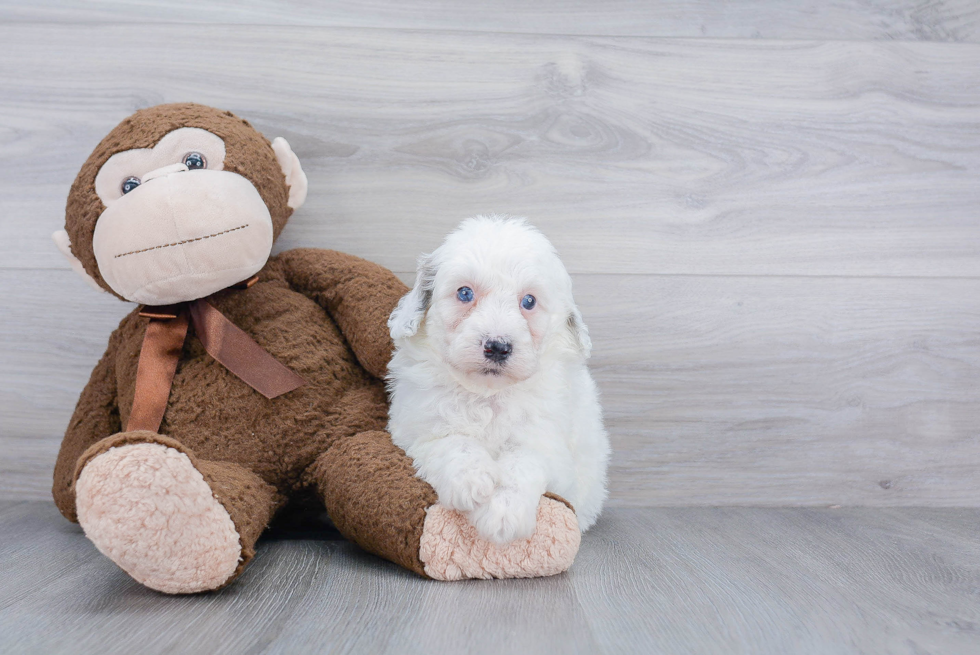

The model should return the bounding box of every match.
[75,443,242,594]
[418,496,580,580]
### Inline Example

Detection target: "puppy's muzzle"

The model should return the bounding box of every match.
[483,339,512,363]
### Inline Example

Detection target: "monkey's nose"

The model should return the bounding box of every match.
[142,163,189,183]
[483,339,512,363]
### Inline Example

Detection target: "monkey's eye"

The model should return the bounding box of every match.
[457,286,474,303]
[521,294,536,310]
[183,152,207,170]
[121,177,141,194]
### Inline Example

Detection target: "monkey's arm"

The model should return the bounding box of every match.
[277,248,408,379]
[52,332,121,522]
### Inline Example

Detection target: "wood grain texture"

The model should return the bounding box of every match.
[591,274,980,507]
[3,18,979,507]
[1,502,978,654]
[2,25,980,277]
[5,270,979,506]
[2,0,979,42]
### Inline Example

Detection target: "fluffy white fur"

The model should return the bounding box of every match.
[387,216,610,544]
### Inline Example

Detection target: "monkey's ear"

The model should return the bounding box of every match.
[52,229,106,293]
[271,137,308,210]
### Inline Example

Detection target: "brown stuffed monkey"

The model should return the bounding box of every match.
[51,103,580,593]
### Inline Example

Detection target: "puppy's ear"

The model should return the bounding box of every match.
[567,306,592,358]
[389,253,436,339]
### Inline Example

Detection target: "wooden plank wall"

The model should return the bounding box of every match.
[1,2,978,505]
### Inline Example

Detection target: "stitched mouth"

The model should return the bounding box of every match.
[114,224,249,259]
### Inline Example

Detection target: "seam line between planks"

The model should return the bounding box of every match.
[0,21,979,46]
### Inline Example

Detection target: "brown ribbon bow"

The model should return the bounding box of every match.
[126,278,306,433]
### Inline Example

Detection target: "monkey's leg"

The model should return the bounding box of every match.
[307,430,581,580]
[73,431,282,594]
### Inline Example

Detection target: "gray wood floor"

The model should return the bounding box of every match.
[4,0,980,41]
[3,5,979,653]
[3,1,980,507]
[1,502,977,655]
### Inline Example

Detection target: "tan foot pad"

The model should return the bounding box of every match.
[419,496,581,581]
[75,443,242,594]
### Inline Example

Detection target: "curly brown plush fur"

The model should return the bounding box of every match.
[54,104,439,584]
[55,248,437,579]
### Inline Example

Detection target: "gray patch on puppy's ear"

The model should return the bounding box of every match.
[567,307,592,358]
[389,253,437,340]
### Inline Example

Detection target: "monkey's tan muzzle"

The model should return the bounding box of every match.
[92,168,274,305]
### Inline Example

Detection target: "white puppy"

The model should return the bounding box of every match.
[387,216,610,544]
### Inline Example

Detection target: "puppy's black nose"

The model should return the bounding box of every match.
[484,339,512,363]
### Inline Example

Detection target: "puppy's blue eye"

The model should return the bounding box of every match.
[457,286,474,302]
[121,176,141,194]
[521,294,536,310]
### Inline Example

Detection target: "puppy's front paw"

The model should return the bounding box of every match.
[470,487,539,544]
[438,463,499,512]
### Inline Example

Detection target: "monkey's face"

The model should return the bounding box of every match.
[92,128,275,305]
[57,104,307,306]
